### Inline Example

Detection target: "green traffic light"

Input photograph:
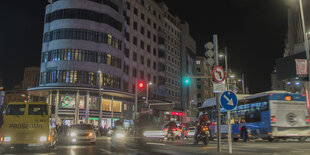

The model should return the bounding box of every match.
[184,78,190,84]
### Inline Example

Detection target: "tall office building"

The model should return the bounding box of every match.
[29,0,195,126]
[30,0,131,127]
[160,3,182,107]
[22,66,40,90]
[195,56,214,108]
[181,21,197,117]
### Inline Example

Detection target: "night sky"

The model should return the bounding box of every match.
[0,0,288,93]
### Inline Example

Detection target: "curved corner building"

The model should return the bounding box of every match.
[30,0,133,127]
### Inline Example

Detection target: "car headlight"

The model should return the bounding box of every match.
[4,137,11,142]
[116,133,125,138]
[88,132,94,137]
[70,132,77,137]
[40,136,47,142]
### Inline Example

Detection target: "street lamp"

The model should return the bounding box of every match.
[146,82,152,109]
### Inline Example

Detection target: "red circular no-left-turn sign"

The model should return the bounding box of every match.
[212,66,225,83]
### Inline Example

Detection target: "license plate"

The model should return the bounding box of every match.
[28,144,41,147]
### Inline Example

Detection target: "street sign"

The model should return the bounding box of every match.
[220,91,237,110]
[212,66,225,83]
[213,82,226,93]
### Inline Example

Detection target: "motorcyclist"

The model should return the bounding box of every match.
[164,120,178,138]
[194,112,210,140]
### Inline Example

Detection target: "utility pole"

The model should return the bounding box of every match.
[134,80,138,128]
[242,73,245,94]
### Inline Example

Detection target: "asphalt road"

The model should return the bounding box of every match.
[1,137,310,155]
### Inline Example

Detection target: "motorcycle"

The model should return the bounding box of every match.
[194,125,210,145]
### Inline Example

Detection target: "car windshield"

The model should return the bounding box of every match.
[70,124,93,130]
[6,104,26,115]
[28,104,48,115]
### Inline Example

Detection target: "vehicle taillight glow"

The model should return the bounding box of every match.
[269,93,274,96]
[271,115,276,122]
[172,128,177,131]
[163,128,168,131]
[306,116,310,122]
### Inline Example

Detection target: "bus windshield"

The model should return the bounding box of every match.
[28,104,48,115]
[6,104,26,115]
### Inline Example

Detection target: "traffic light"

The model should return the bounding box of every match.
[184,78,190,85]
[137,81,145,89]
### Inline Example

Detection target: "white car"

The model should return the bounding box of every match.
[162,127,181,139]
[68,124,96,144]
[187,127,196,138]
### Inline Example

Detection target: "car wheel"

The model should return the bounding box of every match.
[233,138,239,142]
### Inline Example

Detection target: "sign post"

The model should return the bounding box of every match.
[220,91,238,154]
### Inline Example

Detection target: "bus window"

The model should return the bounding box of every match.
[28,104,48,115]
[261,101,268,111]
[6,105,26,115]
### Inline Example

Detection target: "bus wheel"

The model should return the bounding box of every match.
[268,138,277,142]
[233,138,239,142]
[299,137,306,142]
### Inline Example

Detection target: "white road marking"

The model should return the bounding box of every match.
[264,147,280,149]
[100,148,112,154]
[146,142,165,146]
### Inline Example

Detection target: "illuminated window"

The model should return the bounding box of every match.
[196,60,200,65]
[107,54,111,65]
[107,34,112,45]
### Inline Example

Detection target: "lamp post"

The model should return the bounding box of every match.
[299,0,310,111]
[146,82,152,109]
[219,47,228,90]
[98,70,103,129]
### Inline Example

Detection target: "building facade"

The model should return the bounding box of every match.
[31,0,132,127]
[22,66,40,90]
[195,56,214,108]
[29,0,193,127]
[180,21,197,117]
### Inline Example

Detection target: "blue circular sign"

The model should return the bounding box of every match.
[220,91,238,110]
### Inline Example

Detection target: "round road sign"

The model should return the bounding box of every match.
[212,66,225,83]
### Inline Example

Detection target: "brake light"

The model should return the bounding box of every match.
[163,128,168,131]
[306,116,310,122]
[271,115,277,122]
[172,128,177,131]
[302,94,306,97]
[269,93,274,96]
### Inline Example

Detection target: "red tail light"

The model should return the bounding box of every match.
[306,116,310,122]
[172,128,177,131]
[271,115,276,122]
[163,128,168,131]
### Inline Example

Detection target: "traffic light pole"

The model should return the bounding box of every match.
[214,34,222,152]
[134,80,138,124]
